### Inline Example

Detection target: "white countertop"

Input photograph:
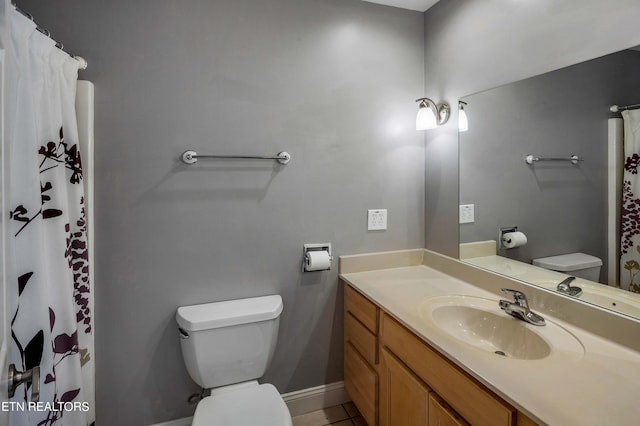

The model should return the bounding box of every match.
[341,264,640,426]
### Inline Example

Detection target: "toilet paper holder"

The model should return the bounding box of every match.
[499,226,518,250]
[303,243,333,272]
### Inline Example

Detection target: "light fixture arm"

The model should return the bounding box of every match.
[415,97,450,126]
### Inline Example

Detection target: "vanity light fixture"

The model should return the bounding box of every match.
[458,101,469,132]
[415,97,450,130]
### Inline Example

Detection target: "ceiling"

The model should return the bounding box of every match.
[360,0,440,12]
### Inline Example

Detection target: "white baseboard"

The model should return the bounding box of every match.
[282,381,350,417]
[149,381,349,425]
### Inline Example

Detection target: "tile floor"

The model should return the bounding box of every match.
[291,402,368,426]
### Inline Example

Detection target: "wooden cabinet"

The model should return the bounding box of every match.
[381,313,515,426]
[344,285,380,426]
[343,283,539,426]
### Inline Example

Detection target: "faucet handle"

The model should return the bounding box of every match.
[557,276,582,297]
[500,288,528,305]
[501,288,523,298]
[499,289,545,326]
[557,276,576,291]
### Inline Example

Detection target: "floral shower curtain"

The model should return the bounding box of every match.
[620,109,640,294]
[8,8,94,426]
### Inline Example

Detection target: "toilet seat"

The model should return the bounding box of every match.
[192,383,292,426]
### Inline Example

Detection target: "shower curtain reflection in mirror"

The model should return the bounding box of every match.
[620,109,640,294]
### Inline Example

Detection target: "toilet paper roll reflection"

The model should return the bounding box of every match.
[502,231,527,249]
[305,251,331,271]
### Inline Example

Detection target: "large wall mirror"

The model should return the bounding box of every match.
[459,46,640,320]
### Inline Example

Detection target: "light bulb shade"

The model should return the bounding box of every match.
[416,104,437,130]
[458,108,468,132]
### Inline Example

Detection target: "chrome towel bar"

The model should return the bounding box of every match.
[181,150,291,165]
[525,154,583,165]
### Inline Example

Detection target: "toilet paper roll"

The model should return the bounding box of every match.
[305,251,331,271]
[502,232,527,249]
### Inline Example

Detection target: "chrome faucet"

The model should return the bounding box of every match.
[556,276,582,297]
[499,289,545,326]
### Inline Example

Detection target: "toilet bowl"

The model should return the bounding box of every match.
[192,382,291,426]
[176,295,292,426]
[532,252,602,282]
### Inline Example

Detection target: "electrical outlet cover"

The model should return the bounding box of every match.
[459,204,474,224]
[368,209,387,230]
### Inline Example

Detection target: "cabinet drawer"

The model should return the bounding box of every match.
[381,314,515,426]
[429,392,469,426]
[345,284,378,334]
[345,341,378,426]
[345,311,378,365]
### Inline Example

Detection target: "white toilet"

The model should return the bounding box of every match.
[176,295,292,426]
[532,252,603,282]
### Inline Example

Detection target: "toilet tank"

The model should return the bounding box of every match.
[176,295,283,389]
[532,252,602,282]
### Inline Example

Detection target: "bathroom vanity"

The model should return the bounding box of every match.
[340,249,640,426]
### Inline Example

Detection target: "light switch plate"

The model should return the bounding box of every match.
[368,209,387,231]
[459,204,474,224]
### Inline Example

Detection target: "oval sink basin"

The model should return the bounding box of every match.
[420,296,584,360]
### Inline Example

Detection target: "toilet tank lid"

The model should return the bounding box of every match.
[532,252,602,271]
[176,295,283,331]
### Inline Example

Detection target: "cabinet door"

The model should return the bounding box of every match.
[380,348,430,426]
[429,393,469,426]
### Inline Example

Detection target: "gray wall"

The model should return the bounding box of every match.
[16,0,425,424]
[459,50,640,283]
[422,0,640,259]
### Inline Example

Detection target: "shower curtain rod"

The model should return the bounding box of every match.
[11,2,87,70]
[610,103,640,112]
